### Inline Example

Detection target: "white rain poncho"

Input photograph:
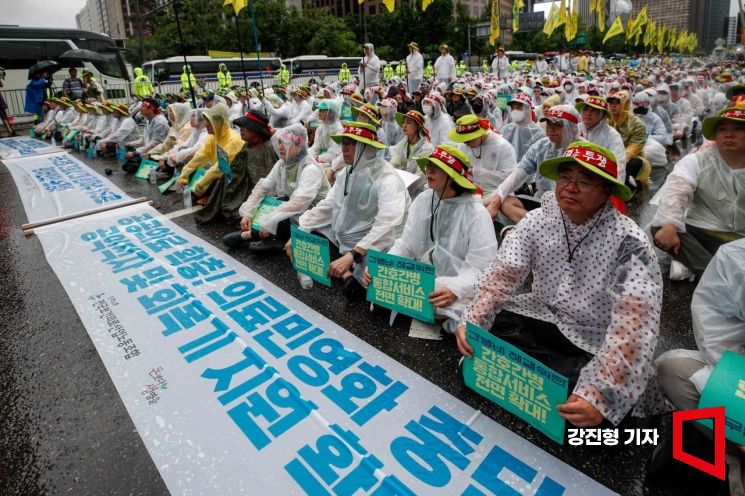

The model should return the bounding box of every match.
[102,115,137,147]
[493,104,581,201]
[308,98,343,164]
[264,95,292,129]
[579,117,627,183]
[456,130,516,195]
[389,133,434,196]
[166,108,208,167]
[378,99,404,148]
[239,125,330,235]
[359,43,381,89]
[290,97,314,125]
[422,94,454,146]
[95,112,120,141]
[299,142,410,281]
[500,98,544,161]
[148,102,192,156]
[652,146,745,234]
[389,189,497,328]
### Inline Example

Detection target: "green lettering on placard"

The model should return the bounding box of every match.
[252,197,286,231]
[366,250,435,323]
[462,322,569,444]
[291,225,331,286]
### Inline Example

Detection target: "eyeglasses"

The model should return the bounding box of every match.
[556,173,603,192]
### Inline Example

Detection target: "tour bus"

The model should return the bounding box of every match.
[0,26,131,115]
[282,55,360,82]
[141,56,282,93]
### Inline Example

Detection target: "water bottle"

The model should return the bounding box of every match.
[174,170,182,192]
[182,187,192,208]
[51,136,57,147]
[149,167,157,184]
[297,273,313,290]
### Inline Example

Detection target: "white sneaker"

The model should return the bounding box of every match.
[669,260,695,282]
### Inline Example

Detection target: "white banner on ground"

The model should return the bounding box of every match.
[34,203,616,496]
[0,136,61,159]
[2,152,130,224]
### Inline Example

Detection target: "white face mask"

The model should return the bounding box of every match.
[510,109,525,122]
[423,105,434,116]
[564,84,573,91]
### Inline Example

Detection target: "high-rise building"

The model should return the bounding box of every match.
[726,16,738,46]
[76,0,136,40]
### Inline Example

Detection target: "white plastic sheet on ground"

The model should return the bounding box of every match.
[2,151,130,223]
[0,136,61,159]
[33,202,617,496]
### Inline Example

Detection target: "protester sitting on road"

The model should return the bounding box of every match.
[62,102,92,146]
[289,121,410,301]
[159,109,208,174]
[500,92,544,162]
[364,144,497,333]
[33,98,58,136]
[96,104,137,156]
[177,103,244,201]
[449,114,516,197]
[457,142,665,428]
[122,98,169,173]
[651,238,745,493]
[80,102,112,149]
[308,99,343,166]
[389,109,434,197]
[223,124,329,252]
[145,102,192,160]
[652,107,745,280]
[421,93,454,146]
[487,104,581,225]
[607,91,650,190]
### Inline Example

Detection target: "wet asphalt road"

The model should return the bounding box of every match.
[0,149,721,496]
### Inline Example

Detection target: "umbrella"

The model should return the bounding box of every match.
[59,49,108,64]
[28,60,61,79]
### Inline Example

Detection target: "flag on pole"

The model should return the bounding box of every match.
[597,0,605,32]
[565,3,578,42]
[489,0,500,46]
[383,0,395,12]
[223,0,247,15]
[513,0,524,33]
[557,0,567,28]
[656,24,666,53]
[602,16,624,44]
[543,4,559,36]
[422,0,432,11]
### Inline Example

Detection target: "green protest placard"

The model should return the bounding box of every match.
[291,226,331,286]
[252,197,286,231]
[496,93,512,111]
[158,176,177,194]
[135,159,159,180]
[188,168,206,193]
[698,351,745,445]
[366,250,435,323]
[463,322,569,444]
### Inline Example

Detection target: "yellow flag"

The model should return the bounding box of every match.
[513,0,524,33]
[556,0,567,28]
[489,0,500,46]
[656,25,666,53]
[597,0,605,32]
[565,4,578,42]
[590,0,597,12]
[422,0,432,11]
[383,0,394,12]
[602,16,624,44]
[625,13,636,41]
[223,0,247,15]
[543,4,559,36]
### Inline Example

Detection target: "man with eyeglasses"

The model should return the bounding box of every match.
[456,142,665,429]
[289,121,410,301]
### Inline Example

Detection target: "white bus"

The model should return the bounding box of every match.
[142,55,282,93]
[282,55,360,83]
[0,26,131,115]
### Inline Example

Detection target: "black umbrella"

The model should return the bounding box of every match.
[59,49,108,64]
[28,60,61,79]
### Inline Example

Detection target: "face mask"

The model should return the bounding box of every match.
[564,84,573,91]
[471,101,484,114]
[423,105,434,116]
[510,110,525,122]
[656,95,667,104]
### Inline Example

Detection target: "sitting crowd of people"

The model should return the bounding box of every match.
[29,48,745,494]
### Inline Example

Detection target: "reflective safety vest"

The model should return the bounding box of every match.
[217,70,232,88]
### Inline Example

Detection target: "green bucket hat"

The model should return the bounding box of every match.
[395,109,425,129]
[331,121,387,149]
[351,102,382,126]
[415,144,477,192]
[575,95,611,118]
[539,141,632,201]
[702,107,745,141]
[725,84,745,102]
[447,114,490,143]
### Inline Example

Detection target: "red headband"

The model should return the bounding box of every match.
[544,108,579,124]
[455,118,490,134]
[430,147,467,175]
[720,108,745,120]
[243,112,269,130]
[342,126,382,144]
[584,97,608,110]
[141,101,159,112]
[565,146,618,178]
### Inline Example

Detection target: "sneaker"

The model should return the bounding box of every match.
[342,276,365,303]
[222,231,252,249]
[246,239,285,253]
[669,260,695,282]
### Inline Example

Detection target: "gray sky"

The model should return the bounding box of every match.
[0,0,741,29]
